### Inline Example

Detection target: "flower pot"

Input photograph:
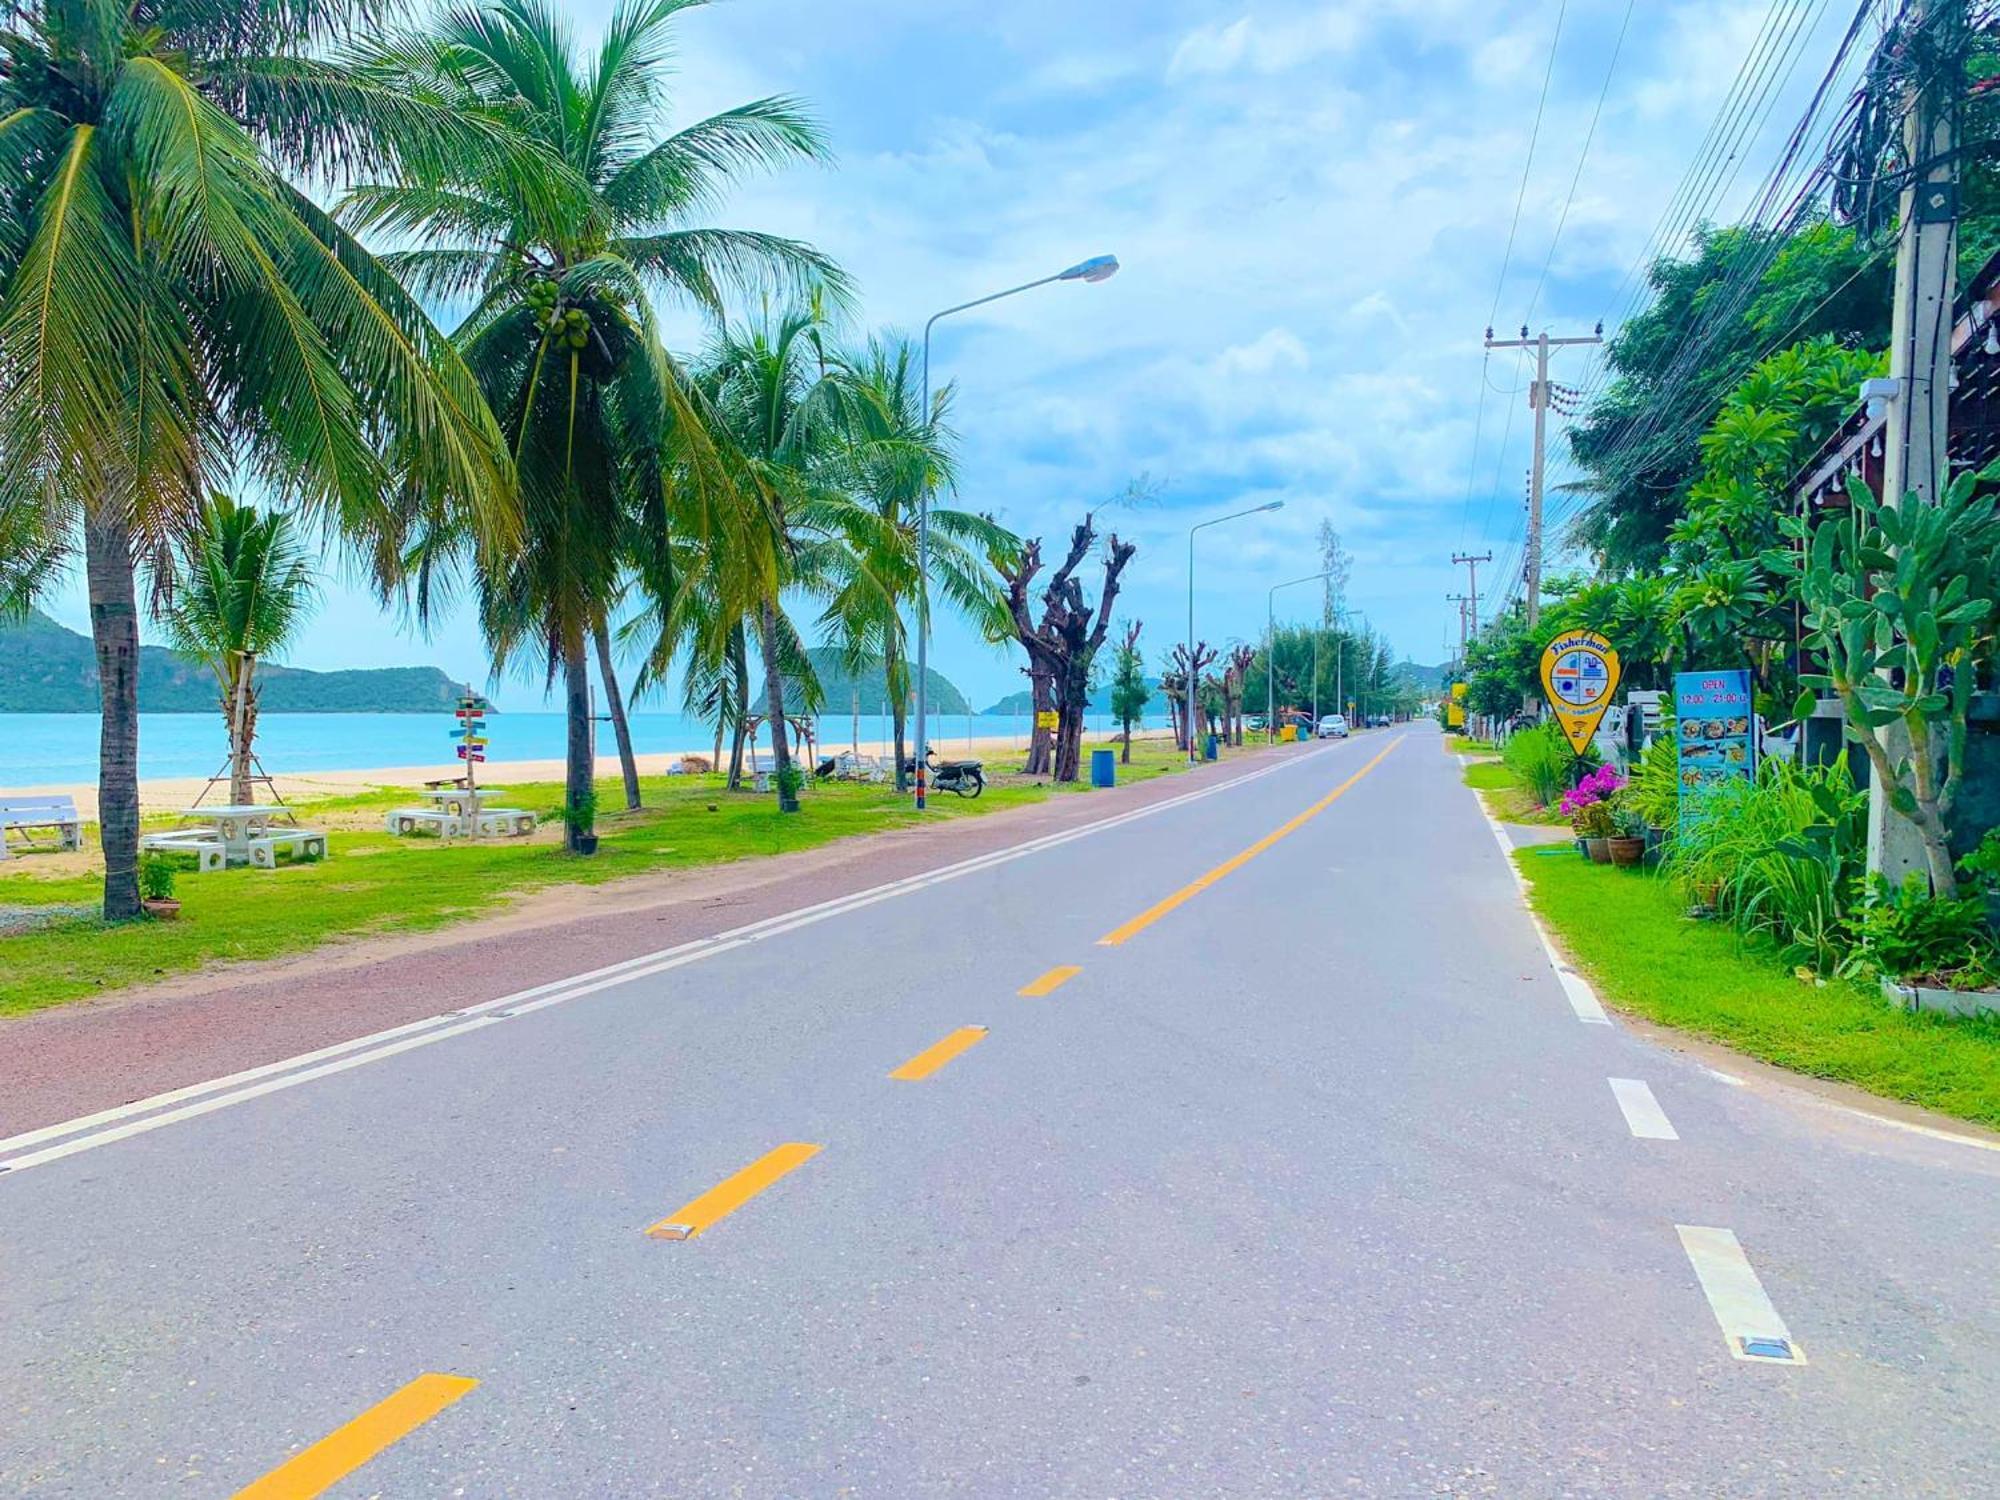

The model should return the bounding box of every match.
[142,897,181,920]
[1607,835,1646,867]
[1585,837,1612,864]
[573,833,599,856]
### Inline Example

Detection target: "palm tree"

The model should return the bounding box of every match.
[684,301,871,811]
[0,0,512,917]
[829,336,1013,790]
[349,0,843,849]
[160,496,316,804]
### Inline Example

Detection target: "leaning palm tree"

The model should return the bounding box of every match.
[348,0,843,850]
[0,0,514,917]
[159,496,316,805]
[829,336,1014,790]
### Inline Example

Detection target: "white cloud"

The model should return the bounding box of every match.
[1166,9,1366,83]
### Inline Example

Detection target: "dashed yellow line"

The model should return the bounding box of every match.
[1097,737,1402,947]
[889,1025,990,1081]
[233,1373,477,1499]
[1018,965,1082,997]
[646,1142,824,1241]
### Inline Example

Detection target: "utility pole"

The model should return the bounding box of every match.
[1446,593,1471,671]
[1451,552,1491,641]
[1871,0,1963,883]
[1485,324,1601,625]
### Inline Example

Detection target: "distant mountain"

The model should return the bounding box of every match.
[1398,660,1450,692]
[783,648,970,717]
[980,677,1170,716]
[0,610,465,713]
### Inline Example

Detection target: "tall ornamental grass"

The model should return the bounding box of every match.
[1502,722,1584,807]
[1667,760,1866,974]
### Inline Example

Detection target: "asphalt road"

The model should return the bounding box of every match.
[3,724,1997,1498]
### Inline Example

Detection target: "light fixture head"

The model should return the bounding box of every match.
[1259,500,1285,513]
[1058,254,1120,283]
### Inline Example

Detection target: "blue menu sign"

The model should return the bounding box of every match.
[1675,669,1754,826]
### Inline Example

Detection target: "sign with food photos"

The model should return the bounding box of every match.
[1674,669,1754,826]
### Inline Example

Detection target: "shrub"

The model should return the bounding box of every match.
[1625,727,1680,833]
[1503,722,1585,807]
[1849,873,1996,989]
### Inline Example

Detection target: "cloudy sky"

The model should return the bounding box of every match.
[45,0,1868,710]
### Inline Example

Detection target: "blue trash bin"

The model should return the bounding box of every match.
[1090,748,1115,788]
[1204,733,1219,761]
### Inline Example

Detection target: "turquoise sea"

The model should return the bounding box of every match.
[1,709,1167,788]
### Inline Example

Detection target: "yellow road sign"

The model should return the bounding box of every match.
[1035,710,1058,731]
[1539,630,1621,755]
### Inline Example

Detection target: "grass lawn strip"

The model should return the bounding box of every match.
[0,736,1203,1017]
[1462,758,1570,827]
[1517,847,2000,1131]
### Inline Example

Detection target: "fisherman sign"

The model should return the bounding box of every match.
[1538,630,1621,756]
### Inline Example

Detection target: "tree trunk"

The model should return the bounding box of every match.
[562,625,594,854]
[726,626,748,790]
[755,602,798,812]
[885,634,909,793]
[1053,661,1088,783]
[593,620,642,811]
[226,670,259,807]
[86,511,142,920]
[1121,717,1132,764]
[1023,669,1055,776]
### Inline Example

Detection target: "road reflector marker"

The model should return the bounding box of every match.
[890,1025,990,1081]
[1098,737,1402,947]
[647,1143,824,1241]
[1018,965,1082,997]
[1608,1078,1678,1140]
[1675,1225,1806,1365]
[232,1372,477,1498]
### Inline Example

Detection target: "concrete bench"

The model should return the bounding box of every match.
[473,808,537,837]
[0,796,83,857]
[385,808,462,838]
[248,830,328,868]
[138,832,226,873]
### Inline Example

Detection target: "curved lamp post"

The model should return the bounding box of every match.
[1267,570,1336,741]
[914,254,1120,809]
[1187,501,1284,762]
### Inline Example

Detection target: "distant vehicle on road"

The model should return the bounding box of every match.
[1317,714,1349,739]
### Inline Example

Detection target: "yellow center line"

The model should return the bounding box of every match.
[889,1025,990,1081]
[232,1373,477,1500]
[1018,965,1082,997]
[1097,736,1403,947]
[645,1142,824,1241]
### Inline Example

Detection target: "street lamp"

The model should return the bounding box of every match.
[914,254,1120,809]
[1267,570,1336,742]
[1334,607,1370,725]
[1187,501,1284,762]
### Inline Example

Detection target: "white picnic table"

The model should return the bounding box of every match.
[418,787,502,817]
[153,805,328,869]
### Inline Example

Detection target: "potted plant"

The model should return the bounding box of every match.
[1607,800,1648,868]
[140,855,180,920]
[1560,764,1625,863]
[562,787,599,857]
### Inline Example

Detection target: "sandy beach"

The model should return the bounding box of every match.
[27,729,1161,821]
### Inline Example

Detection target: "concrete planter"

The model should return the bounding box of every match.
[1881,976,2000,1020]
[1584,837,1612,864]
[1607,835,1646,867]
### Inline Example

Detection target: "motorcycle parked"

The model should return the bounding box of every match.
[902,747,985,798]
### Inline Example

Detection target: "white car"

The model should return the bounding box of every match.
[1316,714,1349,739]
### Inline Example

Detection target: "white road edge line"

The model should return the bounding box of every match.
[0,739,1359,1176]
[1608,1077,1678,1140]
[1675,1224,1807,1365]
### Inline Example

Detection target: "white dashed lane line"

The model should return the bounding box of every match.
[1676,1224,1807,1365]
[1608,1077,1678,1140]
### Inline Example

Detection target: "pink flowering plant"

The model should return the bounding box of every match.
[1560,764,1625,838]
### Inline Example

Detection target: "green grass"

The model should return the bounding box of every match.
[1445,734,1498,756]
[1519,848,2000,1129]
[1462,760,1571,827]
[0,734,1207,1017]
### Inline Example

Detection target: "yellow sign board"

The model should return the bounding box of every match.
[1035,710,1058,731]
[1446,681,1467,729]
[1539,630,1622,755]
